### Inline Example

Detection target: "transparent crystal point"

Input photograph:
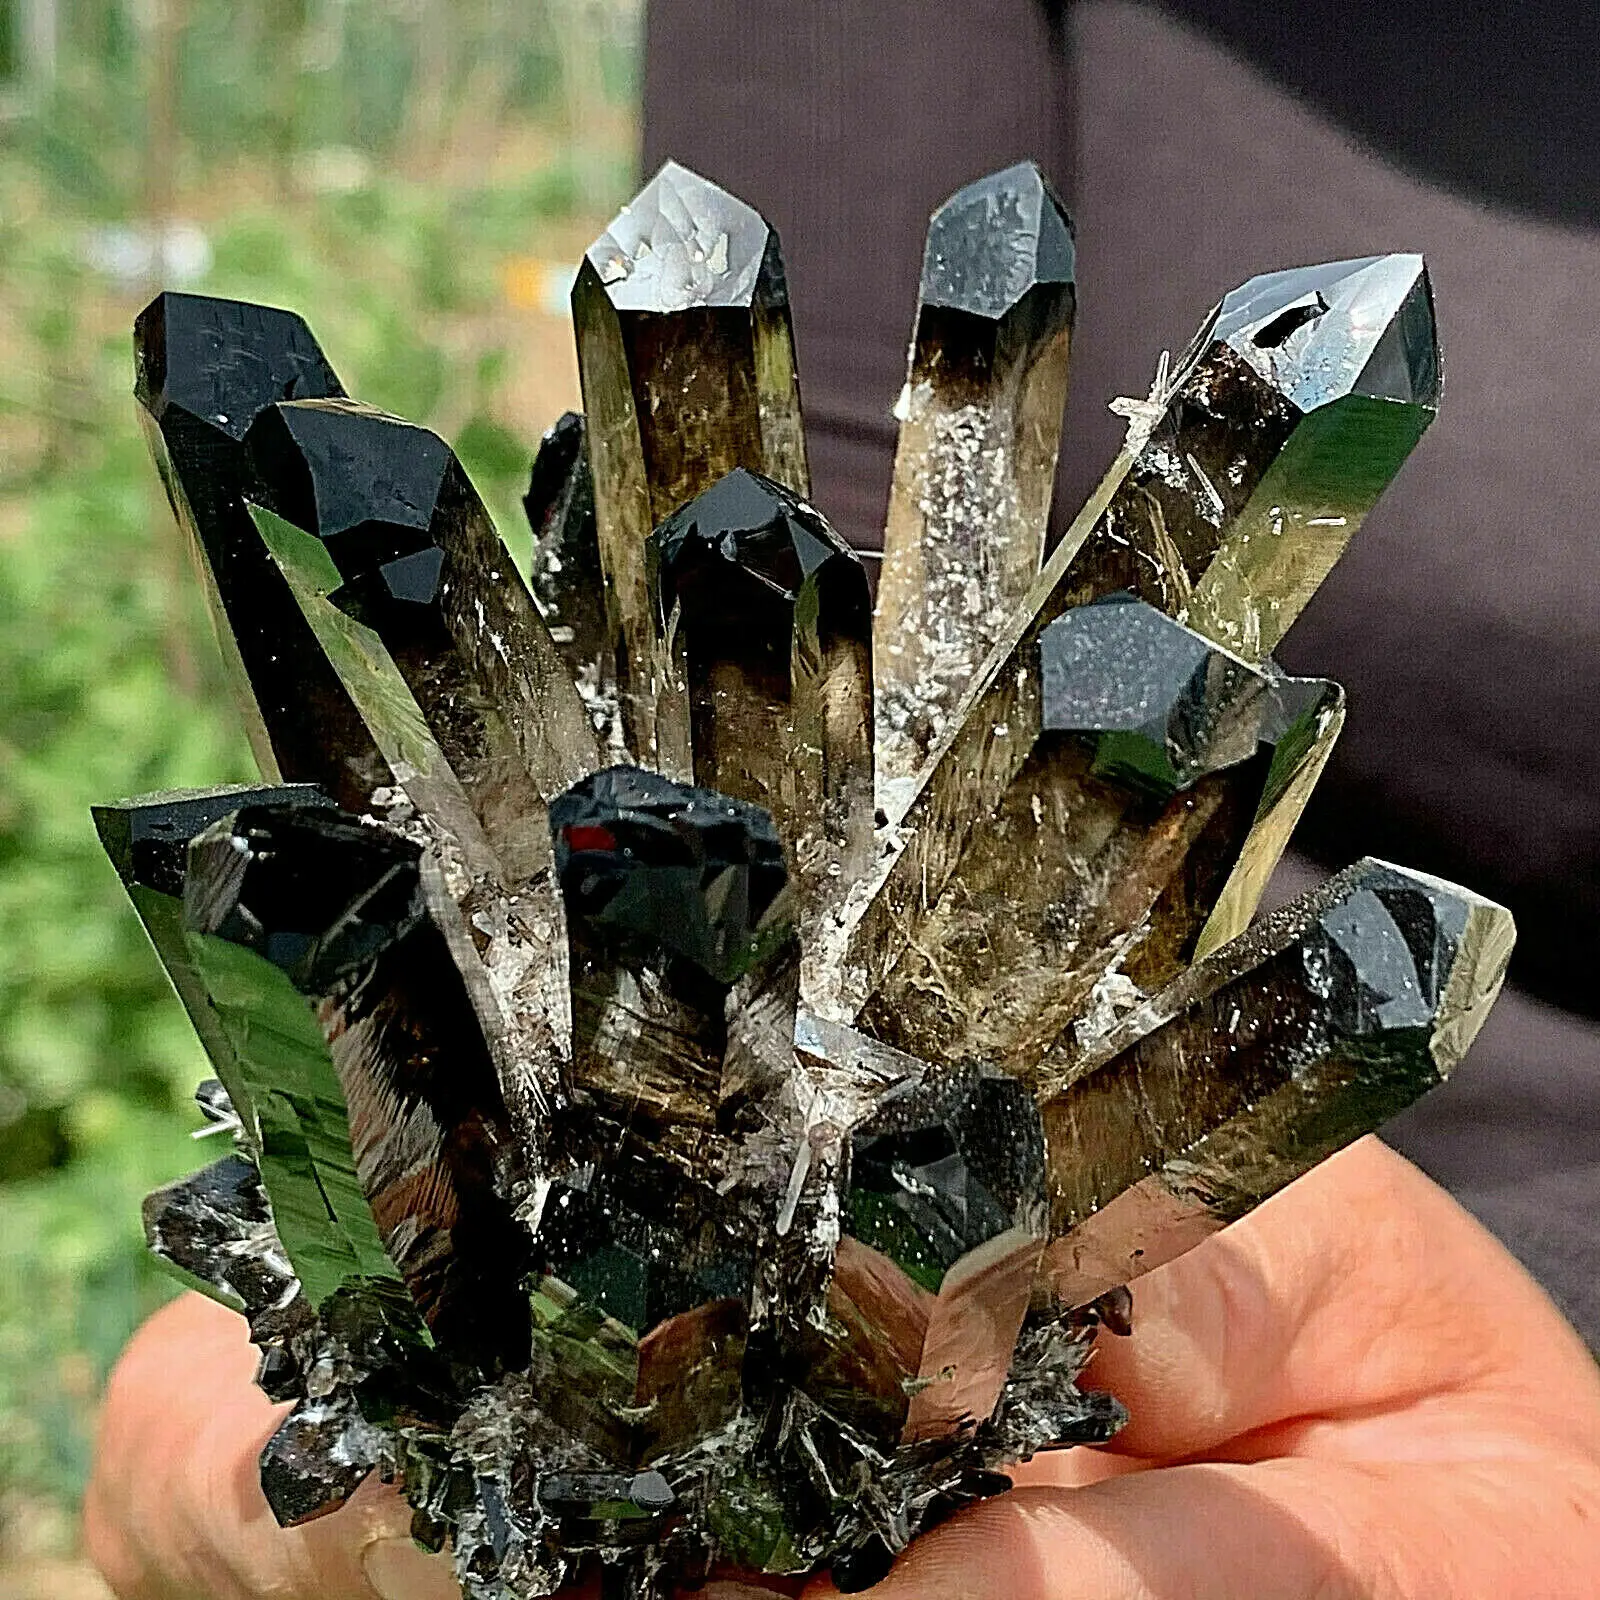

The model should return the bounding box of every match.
[835,258,1436,1028]
[875,162,1076,792]
[1037,859,1514,1307]
[574,161,809,768]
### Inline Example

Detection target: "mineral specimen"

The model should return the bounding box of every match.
[101,162,1509,1599]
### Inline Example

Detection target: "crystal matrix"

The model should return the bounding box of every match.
[102,164,1509,1598]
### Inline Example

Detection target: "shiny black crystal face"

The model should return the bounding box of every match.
[920,159,1076,320]
[847,1069,1045,1293]
[551,765,791,982]
[186,803,427,985]
[526,411,603,664]
[1306,863,1485,1037]
[134,292,345,443]
[1040,595,1271,796]
[649,467,865,634]
[539,1168,755,1333]
[246,400,457,612]
[1211,254,1441,411]
[94,784,334,899]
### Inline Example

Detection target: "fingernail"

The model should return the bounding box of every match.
[361,1535,461,1600]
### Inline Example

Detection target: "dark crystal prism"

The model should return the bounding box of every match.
[551,765,791,984]
[133,294,389,809]
[525,411,606,684]
[648,468,874,916]
[184,802,531,1367]
[573,161,809,767]
[142,1152,291,1314]
[247,396,596,885]
[552,765,797,1133]
[823,1066,1046,1442]
[93,784,336,1137]
[920,160,1076,321]
[1038,858,1515,1306]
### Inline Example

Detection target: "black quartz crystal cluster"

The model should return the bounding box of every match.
[102,159,1514,1598]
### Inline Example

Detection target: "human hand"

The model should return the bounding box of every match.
[86,1138,1600,1600]
[807,1137,1600,1598]
[80,1296,787,1600]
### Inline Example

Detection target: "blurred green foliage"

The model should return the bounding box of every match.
[0,0,638,1546]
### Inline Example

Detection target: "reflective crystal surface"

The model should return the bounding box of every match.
[831,251,1435,1027]
[107,163,1508,1600]
[183,802,531,1364]
[875,162,1077,793]
[93,784,336,1137]
[247,397,596,883]
[649,467,874,926]
[134,293,390,809]
[1038,859,1513,1307]
[857,596,1344,1077]
[823,1067,1046,1443]
[573,161,809,767]
[525,412,609,723]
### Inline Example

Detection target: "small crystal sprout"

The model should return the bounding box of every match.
[103,160,1509,1598]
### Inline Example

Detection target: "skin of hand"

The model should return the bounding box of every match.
[84,1138,1600,1600]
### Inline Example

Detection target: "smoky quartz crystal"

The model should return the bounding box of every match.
[101,160,1510,1598]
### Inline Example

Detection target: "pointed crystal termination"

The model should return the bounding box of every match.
[648,469,874,930]
[550,766,796,1133]
[573,161,809,768]
[816,1066,1047,1445]
[1036,859,1514,1309]
[133,293,390,809]
[832,256,1433,1025]
[526,412,610,701]
[858,599,1344,1075]
[183,802,532,1370]
[93,784,337,1142]
[1075,252,1440,659]
[246,398,599,885]
[874,162,1077,794]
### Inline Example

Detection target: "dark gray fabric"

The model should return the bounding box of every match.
[642,0,1600,1342]
[642,0,1071,546]
[1064,2,1600,1024]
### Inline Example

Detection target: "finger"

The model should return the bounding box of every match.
[1077,1138,1600,1463]
[85,1293,457,1600]
[803,1454,1600,1600]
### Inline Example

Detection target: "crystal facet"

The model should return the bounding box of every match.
[105,163,1505,1600]
[832,253,1434,1029]
[133,293,390,808]
[526,411,608,701]
[183,802,530,1365]
[875,162,1077,791]
[1038,859,1513,1307]
[573,161,809,766]
[648,467,875,927]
